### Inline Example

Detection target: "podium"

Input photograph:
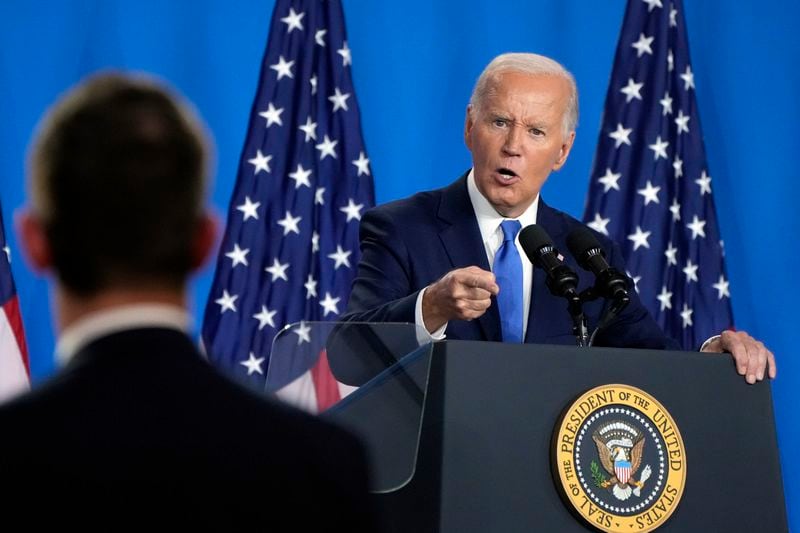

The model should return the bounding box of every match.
[266,325,787,532]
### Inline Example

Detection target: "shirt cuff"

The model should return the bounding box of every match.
[415,287,447,340]
[699,334,721,352]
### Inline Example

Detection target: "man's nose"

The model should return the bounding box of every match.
[502,125,523,156]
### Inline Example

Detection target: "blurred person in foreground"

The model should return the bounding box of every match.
[0,72,376,528]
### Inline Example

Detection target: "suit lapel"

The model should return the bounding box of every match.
[525,199,570,344]
[436,174,501,342]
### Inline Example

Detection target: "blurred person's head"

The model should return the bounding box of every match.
[19,72,216,317]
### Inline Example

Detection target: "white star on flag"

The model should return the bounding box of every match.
[253,305,277,330]
[682,259,699,283]
[680,65,695,90]
[329,88,351,112]
[674,110,690,134]
[248,150,272,174]
[328,245,352,269]
[648,136,669,160]
[310,74,318,95]
[315,135,338,160]
[259,102,284,128]
[620,78,644,102]
[319,292,341,316]
[299,116,317,142]
[288,164,312,189]
[304,274,318,299]
[627,273,642,293]
[637,180,661,205]
[293,322,312,345]
[281,8,304,33]
[598,168,622,192]
[314,29,326,46]
[631,33,654,57]
[352,151,370,176]
[641,0,663,12]
[657,286,673,311]
[680,304,693,328]
[664,242,678,265]
[265,258,290,281]
[673,156,684,178]
[315,187,326,205]
[587,213,610,236]
[270,55,295,80]
[659,92,673,115]
[337,41,351,66]
[609,123,633,148]
[686,215,707,239]
[277,211,302,235]
[215,290,238,313]
[669,198,681,221]
[340,199,364,222]
[311,232,320,253]
[225,244,249,267]
[236,197,260,221]
[628,226,652,250]
[240,353,265,376]
[695,171,712,195]
[712,275,730,299]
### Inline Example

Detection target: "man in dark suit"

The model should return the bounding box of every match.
[344,52,775,384]
[1,73,376,527]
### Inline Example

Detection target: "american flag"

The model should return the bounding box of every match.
[202,0,374,410]
[0,200,29,402]
[583,0,732,350]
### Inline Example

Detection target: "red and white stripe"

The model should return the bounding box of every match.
[0,295,30,403]
[615,464,631,485]
[275,349,355,414]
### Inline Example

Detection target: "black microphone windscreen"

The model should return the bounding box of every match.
[519,224,553,255]
[566,226,603,261]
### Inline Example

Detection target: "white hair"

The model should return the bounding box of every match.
[469,53,579,136]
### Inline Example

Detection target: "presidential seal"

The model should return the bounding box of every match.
[552,384,686,532]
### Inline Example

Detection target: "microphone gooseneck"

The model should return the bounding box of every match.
[566,226,632,346]
[519,224,587,346]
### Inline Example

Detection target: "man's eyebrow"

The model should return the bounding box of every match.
[524,120,548,129]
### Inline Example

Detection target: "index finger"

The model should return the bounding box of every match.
[464,271,498,295]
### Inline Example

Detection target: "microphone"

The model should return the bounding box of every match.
[518,224,580,302]
[565,226,630,304]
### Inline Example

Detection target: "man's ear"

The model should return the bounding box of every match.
[464,105,475,151]
[552,131,576,171]
[15,208,53,273]
[190,210,219,271]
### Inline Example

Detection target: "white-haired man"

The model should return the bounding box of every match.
[343,52,775,384]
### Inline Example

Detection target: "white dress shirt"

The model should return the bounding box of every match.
[55,303,192,366]
[415,170,539,339]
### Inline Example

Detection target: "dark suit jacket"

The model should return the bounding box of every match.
[344,174,676,350]
[0,327,376,529]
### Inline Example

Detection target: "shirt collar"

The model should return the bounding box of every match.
[55,303,192,366]
[466,169,539,242]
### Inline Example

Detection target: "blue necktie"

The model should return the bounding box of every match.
[495,220,523,343]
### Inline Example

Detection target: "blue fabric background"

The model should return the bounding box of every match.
[1,0,796,523]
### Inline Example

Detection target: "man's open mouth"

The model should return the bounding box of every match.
[497,168,518,179]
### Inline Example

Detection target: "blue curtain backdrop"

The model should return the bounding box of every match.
[1,0,796,522]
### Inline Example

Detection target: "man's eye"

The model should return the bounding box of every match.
[530,128,544,136]
[492,119,508,127]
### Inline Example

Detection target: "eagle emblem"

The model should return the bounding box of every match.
[592,420,652,501]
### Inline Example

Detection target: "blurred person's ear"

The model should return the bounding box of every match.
[16,208,53,273]
[190,210,219,271]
